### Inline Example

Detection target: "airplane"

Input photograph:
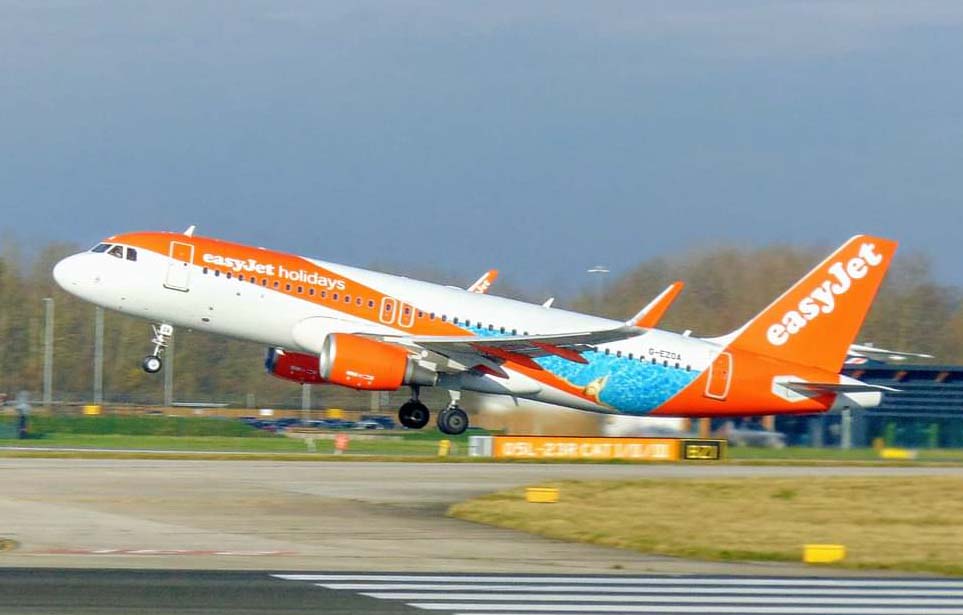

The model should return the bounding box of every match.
[53,230,898,435]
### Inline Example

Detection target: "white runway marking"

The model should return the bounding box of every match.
[272,573,963,615]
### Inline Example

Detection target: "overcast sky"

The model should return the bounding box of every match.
[2,1,963,293]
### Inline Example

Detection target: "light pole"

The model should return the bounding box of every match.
[93,307,104,404]
[42,298,54,408]
[586,265,610,314]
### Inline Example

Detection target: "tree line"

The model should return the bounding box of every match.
[0,238,958,409]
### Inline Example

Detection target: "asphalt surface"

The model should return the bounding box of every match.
[0,568,418,614]
[4,569,963,615]
[2,459,961,574]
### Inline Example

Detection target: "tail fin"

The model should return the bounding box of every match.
[727,235,898,372]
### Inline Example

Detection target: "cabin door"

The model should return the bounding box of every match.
[164,241,194,291]
[704,351,733,400]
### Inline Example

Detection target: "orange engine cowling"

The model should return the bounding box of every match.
[265,348,326,384]
[320,333,436,391]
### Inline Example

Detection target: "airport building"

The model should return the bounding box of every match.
[774,362,963,448]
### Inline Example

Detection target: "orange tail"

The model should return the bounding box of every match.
[727,235,898,372]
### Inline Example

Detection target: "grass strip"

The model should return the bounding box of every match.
[449,476,963,576]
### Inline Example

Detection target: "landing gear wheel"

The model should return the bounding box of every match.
[398,400,430,430]
[142,355,163,374]
[437,405,469,435]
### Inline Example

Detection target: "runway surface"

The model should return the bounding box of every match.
[2,459,961,573]
[3,569,963,614]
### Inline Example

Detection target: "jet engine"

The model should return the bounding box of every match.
[319,333,436,391]
[265,347,325,384]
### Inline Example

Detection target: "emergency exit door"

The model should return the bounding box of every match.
[164,241,194,291]
[705,351,732,400]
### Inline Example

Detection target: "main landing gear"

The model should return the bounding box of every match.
[437,404,468,436]
[142,324,173,374]
[397,386,470,435]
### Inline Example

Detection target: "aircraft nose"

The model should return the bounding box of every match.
[53,254,82,290]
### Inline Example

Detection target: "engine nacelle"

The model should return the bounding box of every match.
[320,333,436,391]
[265,347,325,384]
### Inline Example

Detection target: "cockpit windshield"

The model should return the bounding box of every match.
[90,243,137,261]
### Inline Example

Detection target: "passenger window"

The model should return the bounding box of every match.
[226,272,233,280]
[356,297,362,306]
[108,245,124,259]
[321,291,327,298]
[453,317,459,325]
[203,267,209,275]
[239,275,245,282]
[344,295,351,303]
[663,360,668,367]
[215,270,221,277]
[285,284,291,291]
[465,320,471,327]
[499,327,505,334]
[332,293,339,301]
[262,279,268,286]
[616,351,622,358]
[297,286,303,294]
[441,315,447,322]
[273,281,279,288]
[488,325,494,331]
[125,248,137,262]
[91,243,110,253]
[628,353,634,360]
[309,288,315,296]
[512,329,517,335]
[605,349,610,355]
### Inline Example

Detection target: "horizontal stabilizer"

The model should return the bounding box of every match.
[784,381,899,395]
[848,343,934,361]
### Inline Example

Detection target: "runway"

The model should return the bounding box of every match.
[2,459,960,573]
[3,569,963,615]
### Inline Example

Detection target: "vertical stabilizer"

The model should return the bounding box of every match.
[727,235,898,372]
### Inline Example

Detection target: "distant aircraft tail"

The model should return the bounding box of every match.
[726,235,898,372]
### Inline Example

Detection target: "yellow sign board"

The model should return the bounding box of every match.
[492,436,725,462]
[82,405,102,416]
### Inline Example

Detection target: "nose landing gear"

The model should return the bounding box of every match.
[142,324,173,374]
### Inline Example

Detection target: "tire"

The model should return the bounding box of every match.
[437,406,468,435]
[142,355,163,374]
[398,400,430,430]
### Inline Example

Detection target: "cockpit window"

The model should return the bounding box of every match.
[91,243,110,253]
[107,245,124,259]
[126,247,138,262]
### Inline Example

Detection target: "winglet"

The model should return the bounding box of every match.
[184,225,196,237]
[467,269,498,294]
[627,281,685,328]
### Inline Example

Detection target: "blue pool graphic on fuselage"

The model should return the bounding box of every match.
[465,324,700,414]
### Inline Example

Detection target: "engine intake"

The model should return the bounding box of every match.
[320,333,436,391]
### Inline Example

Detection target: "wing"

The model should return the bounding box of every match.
[381,325,644,373]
